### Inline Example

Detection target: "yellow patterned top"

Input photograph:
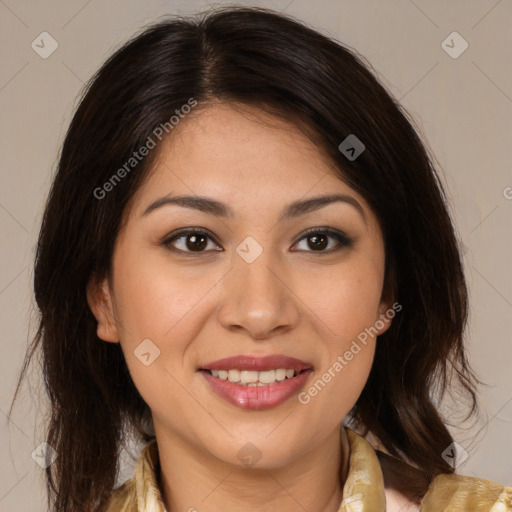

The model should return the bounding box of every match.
[104,428,512,511]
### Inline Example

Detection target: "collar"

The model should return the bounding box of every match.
[339,428,386,511]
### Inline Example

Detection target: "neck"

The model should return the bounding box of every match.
[155,424,348,512]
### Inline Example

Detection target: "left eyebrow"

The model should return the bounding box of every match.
[142,193,366,225]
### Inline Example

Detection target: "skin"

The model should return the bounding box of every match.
[88,102,398,512]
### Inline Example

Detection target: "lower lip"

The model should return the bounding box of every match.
[200,370,313,410]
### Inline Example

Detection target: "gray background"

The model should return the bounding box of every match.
[1,0,511,509]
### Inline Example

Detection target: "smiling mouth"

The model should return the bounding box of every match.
[199,368,309,386]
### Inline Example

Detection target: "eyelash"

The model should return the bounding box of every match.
[161,226,354,256]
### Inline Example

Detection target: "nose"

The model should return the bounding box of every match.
[217,251,300,340]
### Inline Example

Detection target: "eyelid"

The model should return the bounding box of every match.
[161,227,220,254]
[294,226,354,250]
[161,226,354,254]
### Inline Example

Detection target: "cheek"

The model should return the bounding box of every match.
[111,247,213,342]
[110,259,200,420]
[107,250,201,397]
[296,253,383,411]
[299,326,376,425]
[300,256,384,343]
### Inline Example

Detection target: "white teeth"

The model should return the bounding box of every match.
[258,370,276,383]
[275,369,287,381]
[208,368,300,385]
[240,370,259,384]
[227,369,241,382]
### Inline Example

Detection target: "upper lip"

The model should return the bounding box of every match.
[200,354,313,372]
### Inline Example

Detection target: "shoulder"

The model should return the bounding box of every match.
[384,473,512,511]
[420,473,512,511]
[384,487,420,511]
[102,477,138,512]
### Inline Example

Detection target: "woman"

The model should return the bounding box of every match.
[10,6,511,512]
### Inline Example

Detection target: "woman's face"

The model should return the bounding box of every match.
[89,102,392,468]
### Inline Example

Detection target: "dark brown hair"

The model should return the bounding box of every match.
[10,6,478,511]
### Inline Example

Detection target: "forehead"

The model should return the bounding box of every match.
[129,102,374,224]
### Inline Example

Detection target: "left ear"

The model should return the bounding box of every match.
[376,263,398,336]
[375,299,394,336]
[86,274,120,343]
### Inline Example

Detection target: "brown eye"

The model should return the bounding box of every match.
[184,233,208,251]
[306,233,329,250]
[293,228,354,253]
[162,229,220,254]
